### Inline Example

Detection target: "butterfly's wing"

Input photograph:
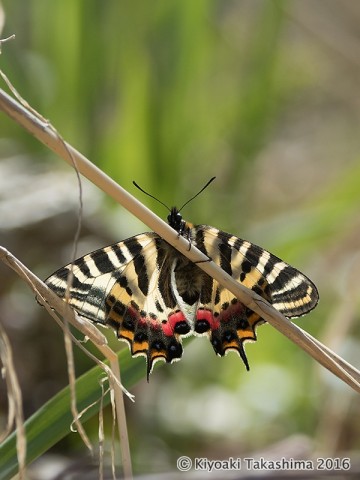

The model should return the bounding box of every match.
[46,222,319,376]
[45,233,195,379]
[192,225,319,369]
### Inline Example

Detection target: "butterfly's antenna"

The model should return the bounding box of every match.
[133,181,171,212]
[178,176,216,212]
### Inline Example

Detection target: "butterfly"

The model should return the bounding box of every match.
[45,178,319,380]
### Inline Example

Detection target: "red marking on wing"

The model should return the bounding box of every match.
[163,311,187,336]
[138,317,147,328]
[218,302,245,323]
[196,309,219,330]
[149,318,161,330]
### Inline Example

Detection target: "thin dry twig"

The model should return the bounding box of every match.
[0,86,359,395]
[0,40,101,470]
[0,246,137,400]
[98,379,105,480]
[1,58,133,476]
[0,35,15,53]
[0,246,134,479]
[0,323,26,480]
[62,310,94,453]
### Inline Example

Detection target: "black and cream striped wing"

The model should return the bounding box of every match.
[46,233,157,323]
[195,225,319,318]
[188,225,319,369]
[45,233,197,378]
[45,220,319,378]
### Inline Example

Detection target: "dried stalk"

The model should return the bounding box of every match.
[0,246,134,479]
[0,323,26,480]
[1,84,360,480]
[0,86,359,394]
[1,78,134,478]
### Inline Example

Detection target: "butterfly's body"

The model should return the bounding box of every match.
[46,204,319,379]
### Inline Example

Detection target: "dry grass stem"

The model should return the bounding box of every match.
[1,62,133,479]
[0,323,26,480]
[98,380,105,480]
[62,312,93,453]
[1,87,359,395]
[0,246,134,478]
[1,81,360,480]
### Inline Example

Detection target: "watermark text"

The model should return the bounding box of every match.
[176,456,351,473]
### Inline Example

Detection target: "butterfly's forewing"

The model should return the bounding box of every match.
[46,233,155,322]
[196,225,318,316]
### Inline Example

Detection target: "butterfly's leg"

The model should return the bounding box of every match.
[193,256,212,264]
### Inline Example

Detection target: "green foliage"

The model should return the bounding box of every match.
[1,0,359,475]
[0,349,144,480]
[2,0,288,211]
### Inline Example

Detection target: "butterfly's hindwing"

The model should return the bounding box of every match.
[189,227,268,367]
[46,210,319,379]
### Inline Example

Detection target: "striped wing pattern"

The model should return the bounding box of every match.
[46,215,319,379]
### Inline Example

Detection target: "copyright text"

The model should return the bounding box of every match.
[176,456,351,473]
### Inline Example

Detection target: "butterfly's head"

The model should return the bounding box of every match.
[167,207,185,233]
[133,177,215,237]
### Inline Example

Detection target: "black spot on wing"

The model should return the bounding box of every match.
[155,300,164,313]
[270,265,297,290]
[243,243,263,268]
[117,275,133,297]
[199,274,213,305]
[233,237,243,251]
[194,228,207,255]
[111,243,127,264]
[74,257,91,277]
[91,249,116,274]
[124,237,142,257]
[218,240,232,276]
[123,237,149,296]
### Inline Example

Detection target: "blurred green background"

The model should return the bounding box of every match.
[1,0,360,477]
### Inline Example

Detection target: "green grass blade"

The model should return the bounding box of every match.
[0,349,144,480]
